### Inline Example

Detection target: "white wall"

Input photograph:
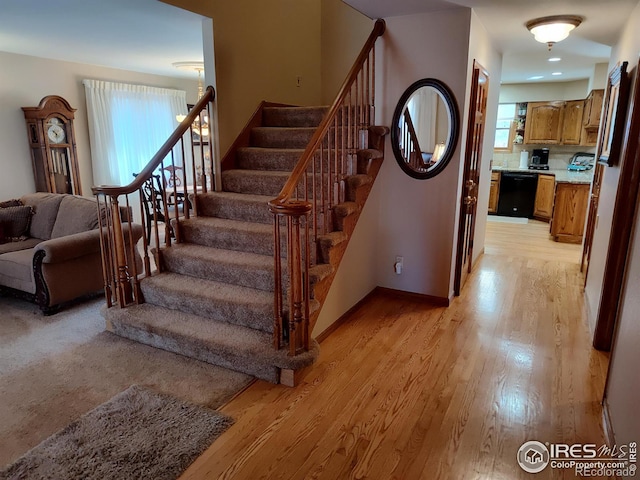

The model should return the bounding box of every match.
[375,8,471,300]
[584,5,640,324]
[0,51,198,200]
[599,0,640,445]
[498,79,589,103]
[465,11,503,271]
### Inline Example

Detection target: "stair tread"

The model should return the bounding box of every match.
[141,272,273,332]
[163,243,273,269]
[180,215,271,232]
[105,304,320,380]
[200,190,274,203]
[143,272,273,306]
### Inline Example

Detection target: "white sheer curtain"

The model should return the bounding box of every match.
[83,80,188,186]
[408,88,437,153]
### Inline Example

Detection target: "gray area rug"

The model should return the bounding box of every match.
[0,296,253,467]
[0,385,234,480]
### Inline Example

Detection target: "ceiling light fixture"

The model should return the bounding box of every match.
[173,61,209,138]
[552,72,563,76]
[526,15,583,51]
[548,57,562,62]
[528,75,544,80]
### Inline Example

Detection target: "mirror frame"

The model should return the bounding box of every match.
[390,78,460,180]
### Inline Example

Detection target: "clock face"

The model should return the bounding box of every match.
[47,117,66,144]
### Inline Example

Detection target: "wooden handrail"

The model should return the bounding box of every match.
[92,86,215,196]
[268,19,385,210]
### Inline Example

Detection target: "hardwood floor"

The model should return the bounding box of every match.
[180,219,610,480]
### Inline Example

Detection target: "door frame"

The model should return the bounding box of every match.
[454,60,489,296]
[593,61,639,351]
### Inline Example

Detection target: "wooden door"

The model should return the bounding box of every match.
[454,61,488,296]
[524,101,564,144]
[488,171,500,214]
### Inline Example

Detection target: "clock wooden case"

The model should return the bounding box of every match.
[22,95,82,195]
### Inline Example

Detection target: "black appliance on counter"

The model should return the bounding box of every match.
[497,172,539,218]
[529,148,550,170]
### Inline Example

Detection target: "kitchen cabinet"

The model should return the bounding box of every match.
[582,89,605,146]
[561,100,585,145]
[524,101,565,144]
[533,174,555,221]
[488,171,500,213]
[550,182,590,243]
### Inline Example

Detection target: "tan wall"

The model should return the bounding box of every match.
[498,79,589,103]
[599,0,640,445]
[0,51,197,200]
[320,0,373,104]
[162,0,323,155]
[374,8,471,300]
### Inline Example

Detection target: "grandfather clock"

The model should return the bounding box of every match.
[22,95,82,195]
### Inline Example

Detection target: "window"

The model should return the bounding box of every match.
[494,103,516,151]
[83,80,188,186]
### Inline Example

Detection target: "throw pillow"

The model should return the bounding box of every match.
[0,205,33,241]
[0,199,22,208]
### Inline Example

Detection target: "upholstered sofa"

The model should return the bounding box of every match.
[0,193,142,313]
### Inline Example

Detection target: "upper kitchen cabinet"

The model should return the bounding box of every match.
[524,99,594,146]
[561,100,585,145]
[524,101,565,144]
[582,89,605,146]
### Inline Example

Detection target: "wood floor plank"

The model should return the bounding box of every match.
[179,220,609,480]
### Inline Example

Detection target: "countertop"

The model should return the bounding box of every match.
[492,166,593,184]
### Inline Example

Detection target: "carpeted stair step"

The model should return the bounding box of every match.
[221,170,290,197]
[105,303,319,383]
[196,191,272,224]
[160,244,276,292]
[178,217,277,256]
[236,147,304,171]
[262,106,328,128]
[250,127,316,149]
[235,147,344,173]
[140,272,273,333]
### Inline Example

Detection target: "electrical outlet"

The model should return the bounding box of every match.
[394,256,403,275]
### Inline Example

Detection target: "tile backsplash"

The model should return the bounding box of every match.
[493,145,596,170]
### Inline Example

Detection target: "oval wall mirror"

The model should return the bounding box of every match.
[391,78,460,179]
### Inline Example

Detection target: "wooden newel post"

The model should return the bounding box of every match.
[110,196,133,307]
[269,199,312,355]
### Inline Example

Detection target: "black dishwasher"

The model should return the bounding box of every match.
[497,172,539,218]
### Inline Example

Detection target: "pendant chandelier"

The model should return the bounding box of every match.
[173,62,209,138]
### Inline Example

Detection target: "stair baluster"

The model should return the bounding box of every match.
[268,19,386,354]
[93,87,216,307]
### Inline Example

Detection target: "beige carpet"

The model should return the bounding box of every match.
[1,385,234,480]
[0,296,253,467]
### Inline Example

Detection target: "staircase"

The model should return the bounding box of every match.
[103,105,387,384]
[93,19,387,386]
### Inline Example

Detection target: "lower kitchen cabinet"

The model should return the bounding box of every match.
[488,171,500,213]
[550,182,590,243]
[533,174,555,221]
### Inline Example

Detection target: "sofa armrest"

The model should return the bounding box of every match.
[34,223,143,264]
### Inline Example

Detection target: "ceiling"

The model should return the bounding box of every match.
[0,0,205,79]
[0,0,638,84]
[345,0,640,84]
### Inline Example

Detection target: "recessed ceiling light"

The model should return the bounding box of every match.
[528,75,544,80]
[552,72,563,76]
[548,57,561,62]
